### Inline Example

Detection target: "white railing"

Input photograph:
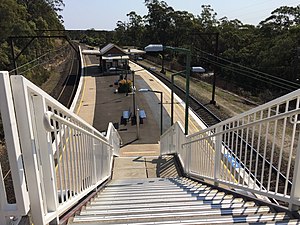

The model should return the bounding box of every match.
[0,72,30,225]
[106,122,122,156]
[161,89,300,210]
[0,72,121,224]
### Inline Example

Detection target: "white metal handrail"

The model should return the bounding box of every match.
[106,122,122,156]
[0,70,122,224]
[44,111,112,147]
[183,108,300,147]
[161,88,300,210]
[0,72,30,225]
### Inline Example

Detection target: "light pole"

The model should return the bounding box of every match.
[170,67,205,126]
[139,88,163,135]
[145,44,191,135]
[131,68,145,125]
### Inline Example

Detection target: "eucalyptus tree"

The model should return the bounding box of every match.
[126,11,145,47]
[144,0,175,45]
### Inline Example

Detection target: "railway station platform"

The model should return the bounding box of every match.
[74,54,206,179]
[76,54,205,156]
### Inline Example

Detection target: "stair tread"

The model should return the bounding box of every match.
[68,177,297,225]
[81,205,264,216]
[89,198,244,207]
[91,194,235,204]
[85,201,256,212]
[94,190,222,200]
[99,187,211,196]
[72,212,291,224]
[104,183,205,190]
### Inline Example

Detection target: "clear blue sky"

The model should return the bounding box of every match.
[61,0,299,30]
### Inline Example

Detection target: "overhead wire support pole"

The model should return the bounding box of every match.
[185,52,191,135]
[9,38,18,75]
[210,32,219,105]
[190,32,219,105]
[145,44,192,135]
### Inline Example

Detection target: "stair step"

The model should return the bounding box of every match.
[107,180,172,187]
[99,186,207,194]
[106,178,204,187]
[90,196,240,207]
[237,220,300,225]
[97,189,218,199]
[68,176,298,225]
[104,183,205,190]
[92,193,233,204]
[103,186,198,192]
[85,199,255,212]
[108,178,169,184]
[71,212,290,224]
[82,203,258,216]
[79,205,270,218]
[99,187,210,196]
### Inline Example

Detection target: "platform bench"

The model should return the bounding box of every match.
[138,110,146,124]
[121,110,131,125]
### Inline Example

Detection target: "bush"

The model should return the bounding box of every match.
[118,79,132,93]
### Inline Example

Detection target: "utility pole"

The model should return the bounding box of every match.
[210,32,219,105]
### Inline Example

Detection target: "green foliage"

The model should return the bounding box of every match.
[118,79,132,93]
[0,0,64,86]
[110,1,299,99]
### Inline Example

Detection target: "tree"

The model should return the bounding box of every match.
[126,11,144,46]
[144,0,174,45]
[260,5,300,31]
[198,5,218,31]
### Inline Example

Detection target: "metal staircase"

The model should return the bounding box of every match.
[68,177,299,224]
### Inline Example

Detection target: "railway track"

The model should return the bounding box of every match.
[57,48,80,108]
[136,62,221,126]
[136,60,292,205]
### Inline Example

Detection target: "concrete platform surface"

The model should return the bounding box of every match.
[112,155,182,180]
[120,144,159,157]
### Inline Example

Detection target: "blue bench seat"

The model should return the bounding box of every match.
[139,110,146,119]
[123,110,131,119]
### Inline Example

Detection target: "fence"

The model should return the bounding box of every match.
[0,71,121,224]
[161,88,300,210]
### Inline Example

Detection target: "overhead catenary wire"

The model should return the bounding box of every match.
[194,48,300,90]
[202,58,295,91]
[195,47,300,88]
[9,45,68,74]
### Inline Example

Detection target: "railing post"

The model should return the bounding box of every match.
[170,126,175,154]
[92,131,97,184]
[0,164,9,224]
[185,141,192,175]
[214,126,223,186]
[0,72,30,216]
[289,132,300,210]
[32,96,58,213]
[10,76,46,225]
